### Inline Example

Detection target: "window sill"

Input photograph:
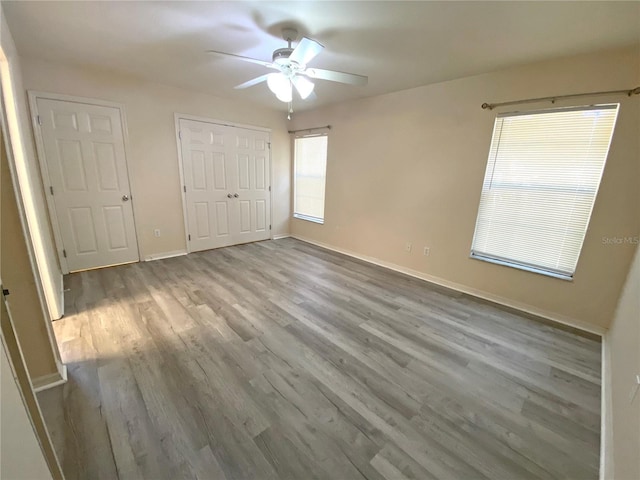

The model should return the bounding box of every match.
[293,213,324,225]
[470,253,573,281]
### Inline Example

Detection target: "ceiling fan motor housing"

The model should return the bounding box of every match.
[273,48,294,64]
[273,47,305,78]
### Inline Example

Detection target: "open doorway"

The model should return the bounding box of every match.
[1,96,63,480]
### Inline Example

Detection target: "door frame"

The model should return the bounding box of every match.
[28,91,141,274]
[1,88,66,386]
[173,113,273,253]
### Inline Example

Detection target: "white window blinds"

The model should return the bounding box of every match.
[294,134,328,223]
[471,104,619,279]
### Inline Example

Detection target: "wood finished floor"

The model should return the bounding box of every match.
[38,238,601,480]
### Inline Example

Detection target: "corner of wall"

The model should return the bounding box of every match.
[601,331,614,480]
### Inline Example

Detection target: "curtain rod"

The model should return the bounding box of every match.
[482,86,640,110]
[288,125,331,134]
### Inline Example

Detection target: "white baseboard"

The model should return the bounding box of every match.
[32,362,67,393]
[600,335,613,480]
[144,250,188,262]
[272,234,291,240]
[290,234,606,337]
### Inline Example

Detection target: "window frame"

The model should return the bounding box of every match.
[292,132,328,225]
[470,103,619,280]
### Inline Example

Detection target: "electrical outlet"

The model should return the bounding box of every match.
[405,242,412,253]
[423,246,430,256]
[154,229,161,238]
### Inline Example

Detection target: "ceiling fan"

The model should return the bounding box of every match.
[208,28,368,106]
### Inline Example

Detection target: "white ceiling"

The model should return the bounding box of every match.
[4,1,640,112]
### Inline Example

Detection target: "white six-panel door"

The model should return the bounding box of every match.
[35,98,139,272]
[179,119,270,252]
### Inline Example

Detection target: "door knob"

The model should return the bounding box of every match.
[227,193,233,198]
[122,194,129,201]
[234,193,239,198]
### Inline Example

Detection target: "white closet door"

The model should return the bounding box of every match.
[179,119,235,251]
[36,98,139,272]
[232,128,271,245]
[179,119,271,252]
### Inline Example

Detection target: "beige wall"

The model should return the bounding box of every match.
[606,246,640,480]
[290,46,639,331]
[19,57,291,260]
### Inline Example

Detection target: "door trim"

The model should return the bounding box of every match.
[28,91,141,273]
[174,113,273,253]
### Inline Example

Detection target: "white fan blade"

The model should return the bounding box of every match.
[234,75,270,89]
[207,50,275,68]
[289,37,324,66]
[304,68,368,86]
[292,76,315,100]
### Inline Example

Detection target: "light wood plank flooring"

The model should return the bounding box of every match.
[38,238,601,480]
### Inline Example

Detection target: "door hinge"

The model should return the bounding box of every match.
[268,186,271,192]
[183,185,186,193]
[178,131,182,139]
[49,186,54,195]
[267,142,271,149]
[2,288,10,297]
[269,224,272,230]
[37,115,42,126]
[62,249,67,258]
[188,234,191,241]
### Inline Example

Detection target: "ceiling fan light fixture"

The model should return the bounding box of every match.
[292,75,315,100]
[276,88,292,103]
[213,28,367,110]
[267,73,292,102]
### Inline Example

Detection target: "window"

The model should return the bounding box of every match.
[294,134,328,224]
[471,104,619,280]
